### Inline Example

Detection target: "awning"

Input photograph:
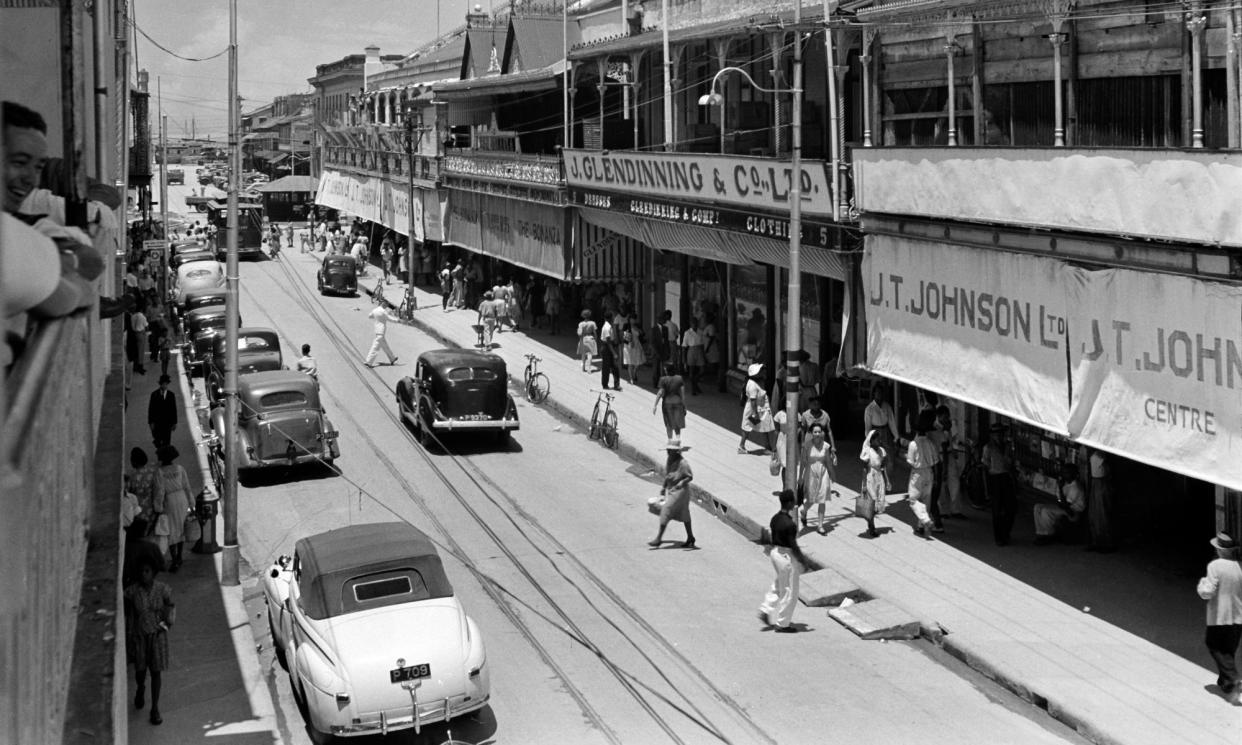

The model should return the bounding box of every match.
[571,216,648,282]
[443,190,567,279]
[433,60,566,99]
[577,206,846,280]
[267,153,290,165]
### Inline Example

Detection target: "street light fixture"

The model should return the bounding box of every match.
[698,19,805,495]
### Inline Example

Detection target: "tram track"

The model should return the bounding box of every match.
[234,255,779,745]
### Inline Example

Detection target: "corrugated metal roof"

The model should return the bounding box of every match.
[508,17,575,72]
[568,6,824,60]
[433,60,567,97]
[255,175,317,192]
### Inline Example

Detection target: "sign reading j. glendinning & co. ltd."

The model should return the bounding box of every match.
[562,149,834,219]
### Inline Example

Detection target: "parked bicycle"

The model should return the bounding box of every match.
[396,286,417,322]
[523,354,549,403]
[588,389,618,449]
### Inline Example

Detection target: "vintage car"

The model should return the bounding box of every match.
[173,260,225,308]
[168,247,215,272]
[209,370,339,472]
[182,305,239,375]
[395,349,519,447]
[179,288,226,315]
[205,328,283,405]
[263,522,489,740]
[316,254,358,296]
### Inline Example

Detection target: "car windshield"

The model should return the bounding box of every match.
[327,260,351,269]
[238,336,273,350]
[445,367,499,382]
[260,391,307,407]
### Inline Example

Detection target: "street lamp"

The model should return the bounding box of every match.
[401,101,430,309]
[699,12,805,495]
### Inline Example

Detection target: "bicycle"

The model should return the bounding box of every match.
[588,389,619,449]
[522,354,550,403]
[396,286,417,322]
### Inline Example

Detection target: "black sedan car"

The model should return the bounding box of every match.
[317,254,358,296]
[182,305,240,375]
[206,328,283,405]
[396,349,519,448]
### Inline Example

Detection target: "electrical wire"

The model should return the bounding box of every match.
[132,19,228,62]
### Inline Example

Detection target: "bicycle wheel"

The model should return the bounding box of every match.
[588,399,602,439]
[523,366,534,399]
[529,372,549,403]
[602,410,619,449]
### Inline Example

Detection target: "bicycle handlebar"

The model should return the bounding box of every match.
[524,354,541,361]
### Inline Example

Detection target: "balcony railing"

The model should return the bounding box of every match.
[441,151,564,187]
[852,146,1242,248]
[322,145,440,183]
[1,314,105,745]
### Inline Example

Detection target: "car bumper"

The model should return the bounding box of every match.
[327,694,490,737]
[430,419,519,432]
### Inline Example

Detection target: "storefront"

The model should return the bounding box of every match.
[564,148,852,385]
[854,231,1242,540]
[443,189,569,279]
[314,168,442,243]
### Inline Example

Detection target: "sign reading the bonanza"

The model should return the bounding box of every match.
[563,149,833,219]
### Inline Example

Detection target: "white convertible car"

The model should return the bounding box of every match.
[263,522,490,740]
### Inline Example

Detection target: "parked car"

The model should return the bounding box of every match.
[179,288,226,315]
[172,261,225,308]
[166,168,184,185]
[395,349,519,447]
[206,328,283,405]
[182,305,237,375]
[168,247,215,272]
[263,522,489,740]
[316,254,358,296]
[209,370,339,472]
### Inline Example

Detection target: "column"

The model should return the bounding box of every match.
[1043,0,1073,147]
[1187,3,1207,148]
[861,28,877,148]
[944,31,960,147]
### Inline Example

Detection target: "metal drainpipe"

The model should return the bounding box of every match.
[823,2,841,223]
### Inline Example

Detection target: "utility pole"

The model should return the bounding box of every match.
[158,77,167,249]
[662,0,673,150]
[782,1,804,494]
[222,0,241,587]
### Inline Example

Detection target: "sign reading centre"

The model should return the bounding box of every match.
[563,149,834,220]
[864,234,1242,491]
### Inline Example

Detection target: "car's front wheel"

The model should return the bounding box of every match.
[268,612,287,670]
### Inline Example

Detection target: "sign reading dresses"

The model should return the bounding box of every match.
[314,170,423,241]
[563,149,834,219]
[863,234,1242,491]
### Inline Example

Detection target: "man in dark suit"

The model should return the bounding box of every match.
[148,374,178,449]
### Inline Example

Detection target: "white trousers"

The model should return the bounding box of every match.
[758,546,801,628]
[365,334,395,365]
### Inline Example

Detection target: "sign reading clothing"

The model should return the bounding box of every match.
[562,149,834,220]
[446,191,566,279]
[864,234,1242,491]
[314,170,423,241]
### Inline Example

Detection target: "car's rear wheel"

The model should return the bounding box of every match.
[268,613,287,670]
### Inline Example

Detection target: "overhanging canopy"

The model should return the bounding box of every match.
[433,60,566,99]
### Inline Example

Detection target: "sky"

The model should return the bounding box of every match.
[134,0,476,140]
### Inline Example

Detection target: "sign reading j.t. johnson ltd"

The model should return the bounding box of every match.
[563,149,834,220]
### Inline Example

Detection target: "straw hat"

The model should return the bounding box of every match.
[747,362,764,377]
[1210,532,1238,551]
[663,438,690,452]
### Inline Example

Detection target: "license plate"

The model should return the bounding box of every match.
[390,663,431,683]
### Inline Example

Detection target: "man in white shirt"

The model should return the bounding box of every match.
[1198,532,1242,702]
[363,295,399,367]
[296,343,318,379]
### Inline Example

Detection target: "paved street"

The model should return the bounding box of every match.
[143,215,1089,744]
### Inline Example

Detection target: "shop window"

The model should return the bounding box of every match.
[1073,75,1181,148]
[732,264,768,369]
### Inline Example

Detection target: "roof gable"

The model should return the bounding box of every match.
[506,17,571,73]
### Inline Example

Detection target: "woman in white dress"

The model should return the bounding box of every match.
[799,422,836,534]
[858,428,890,537]
[737,363,776,455]
[622,315,645,383]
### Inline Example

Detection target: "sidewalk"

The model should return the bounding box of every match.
[122,352,276,744]
[375,278,1241,745]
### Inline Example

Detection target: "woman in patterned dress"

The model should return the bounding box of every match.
[799,422,836,535]
[125,555,175,725]
[152,445,193,571]
[128,447,159,524]
[649,439,696,549]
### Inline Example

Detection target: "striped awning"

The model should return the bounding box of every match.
[577,207,846,280]
[571,216,649,282]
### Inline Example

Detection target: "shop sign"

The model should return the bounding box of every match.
[315,170,424,240]
[863,234,1242,491]
[563,149,833,219]
[442,155,562,186]
[573,189,838,249]
[446,191,566,278]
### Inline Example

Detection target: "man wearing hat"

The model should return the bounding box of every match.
[758,489,806,632]
[1197,532,1242,702]
[147,374,178,449]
